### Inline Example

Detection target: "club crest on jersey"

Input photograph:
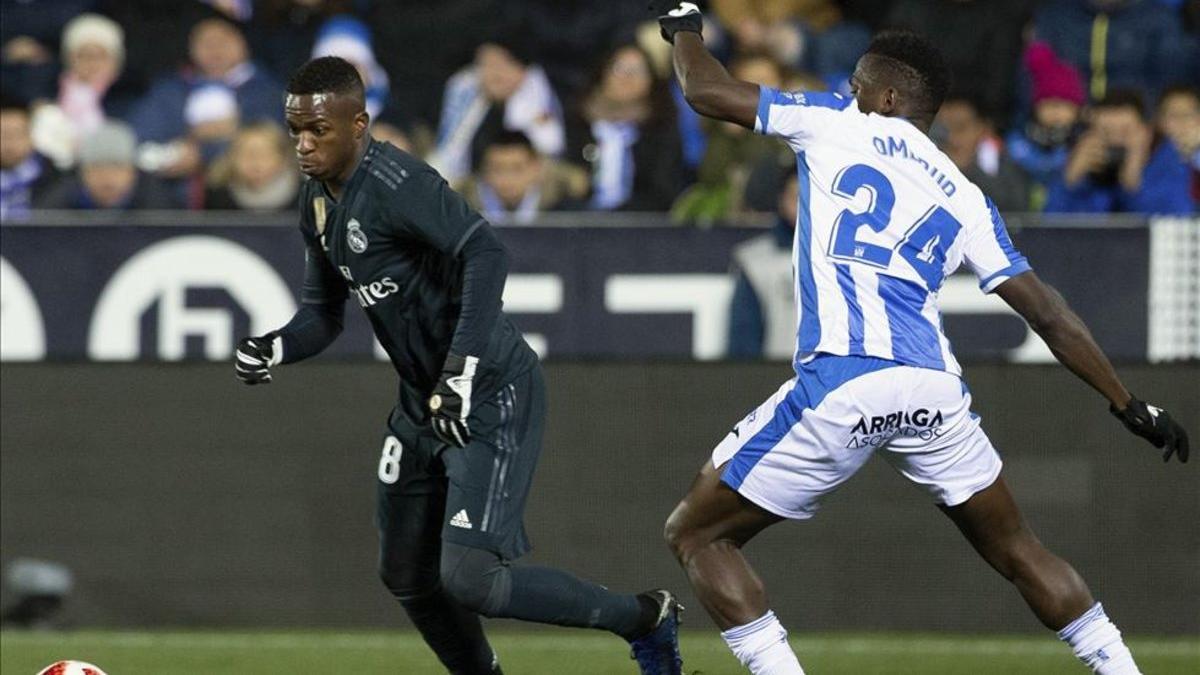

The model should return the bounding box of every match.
[347,218,368,253]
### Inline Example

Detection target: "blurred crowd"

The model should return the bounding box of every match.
[2,0,1198,221]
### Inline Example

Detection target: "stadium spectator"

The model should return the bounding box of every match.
[128,83,242,201]
[430,37,565,185]
[369,0,508,128]
[714,0,841,46]
[370,116,440,159]
[935,96,1030,212]
[0,0,94,105]
[36,121,177,210]
[566,43,683,211]
[461,130,585,224]
[54,14,140,128]
[713,0,869,88]
[96,0,230,90]
[310,15,391,121]
[1045,89,1196,214]
[127,16,282,169]
[726,168,798,359]
[1156,85,1200,204]
[1156,85,1200,168]
[886,0,1033,127]
[185,84,240,150]
[0,100,59,220]
[203,122,298,211]
[671,52,795,224]
[1034,0,1195,103]
[1006,42,1087,200]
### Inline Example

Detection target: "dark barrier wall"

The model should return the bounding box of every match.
[1,363,1197,633]
[0,222,1150,361]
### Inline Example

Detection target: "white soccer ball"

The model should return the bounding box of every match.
[36,661,109,675]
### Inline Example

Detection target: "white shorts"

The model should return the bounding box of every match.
[712,355,1002,520]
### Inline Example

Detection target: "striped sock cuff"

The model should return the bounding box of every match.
[1058,602,1106,642]
[722,611,779,641]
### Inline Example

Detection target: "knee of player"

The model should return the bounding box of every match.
[378,561,439,601]
[439,543,509,617]
[663,508,696,561]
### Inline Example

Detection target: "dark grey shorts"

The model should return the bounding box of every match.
[375,366,544,561]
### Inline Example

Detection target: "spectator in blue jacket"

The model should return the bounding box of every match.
[1156,85,1200,204]
[727,169,798,360]
[1035,0,1195,102]
[1006,42,1087,197]
[1,99,60,220]
[1045,89,1196,214]
[126,16,281,178]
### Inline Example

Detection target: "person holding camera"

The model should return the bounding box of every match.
[1045,89,1195,214]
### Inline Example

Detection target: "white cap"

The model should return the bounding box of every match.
[61,13,124,66]
[185,84,239,127]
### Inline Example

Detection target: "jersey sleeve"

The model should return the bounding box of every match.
[295,195,348,305]
[754,86,854,148]
[962,197,1033,293]
[299,240,349,305]
[387,167,488,256]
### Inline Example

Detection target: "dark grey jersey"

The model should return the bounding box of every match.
[293,140,537,417]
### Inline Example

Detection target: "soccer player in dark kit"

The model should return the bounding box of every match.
[234,56,684,675]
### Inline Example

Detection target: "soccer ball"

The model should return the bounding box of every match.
[36,662,108,675]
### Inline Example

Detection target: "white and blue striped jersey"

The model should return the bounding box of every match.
[754,86,1032,377]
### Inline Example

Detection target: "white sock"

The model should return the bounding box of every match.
[721,610,806,674]
[1057,602,1141,674]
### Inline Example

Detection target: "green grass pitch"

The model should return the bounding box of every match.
[3,630,1198,674]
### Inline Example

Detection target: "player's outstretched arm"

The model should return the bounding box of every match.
[653,2,759,129]
[996,271,1190,463]
[235,243,347,385]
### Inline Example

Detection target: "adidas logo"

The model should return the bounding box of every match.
[449,509,473,530]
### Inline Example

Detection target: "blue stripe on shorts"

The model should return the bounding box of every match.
[722,355,901,490]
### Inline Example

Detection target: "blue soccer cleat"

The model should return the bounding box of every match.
[628,589,684,675]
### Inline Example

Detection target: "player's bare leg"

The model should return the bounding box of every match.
[940,475,1092,628]
[943,475,1142,673]
[665,460,780,627]
[665,460,806,674]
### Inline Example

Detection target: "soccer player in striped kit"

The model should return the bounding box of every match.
[652,3,1190,674]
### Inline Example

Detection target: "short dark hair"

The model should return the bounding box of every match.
[287,56,364,100]
[866,30,952,116]
[940,93,995,124]
[1159,84,1200,109]
[0,93,29,115]
[1094,88,1146,119]
[485,130,536,154]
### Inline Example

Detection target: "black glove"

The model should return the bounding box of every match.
[1110,397,1190,463]
[430,353,479,448]
[235,334,279,385]
[651,1,703,44]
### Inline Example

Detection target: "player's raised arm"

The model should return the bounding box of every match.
[995,272,1190,463]
[654,2,759,129]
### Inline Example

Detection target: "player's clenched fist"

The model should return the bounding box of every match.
[430,353,479,448]
[1111,397,1190,463]
[235,334,279,385]
[651,1,703,43]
